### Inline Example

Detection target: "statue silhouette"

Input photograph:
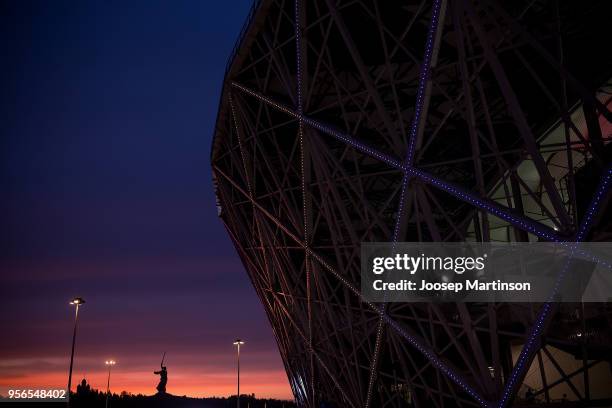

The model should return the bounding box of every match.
[76,378,91,396]
[154,366,167,395]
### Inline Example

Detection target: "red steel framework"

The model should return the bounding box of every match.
[212,0,612,406]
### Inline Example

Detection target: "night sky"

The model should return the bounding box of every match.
[0,0,292,399]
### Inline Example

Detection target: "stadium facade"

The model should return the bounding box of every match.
[212,0,612,406]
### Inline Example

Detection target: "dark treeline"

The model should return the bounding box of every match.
[71,379,295,408]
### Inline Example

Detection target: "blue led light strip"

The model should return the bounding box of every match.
[230,82,559,243]
[406,167,559,241]
[216,158,488,407]
[232,82,299,118]
[294,0,304,116]
[377,1,445,405]
[383,316,490,407]
[230,80,612,406]
[392,0,443,242]
[574,167,612,242]
[308,250,490,408]
[498,166,612,408]
[301,116,404,169]
[405,0,443,168]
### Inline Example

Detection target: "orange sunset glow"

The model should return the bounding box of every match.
[0,353,292,399]
[0,367,292,399]
[0,0,297,404]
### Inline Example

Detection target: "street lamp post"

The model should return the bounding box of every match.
[67,297,85,406]
[105,360,116,408]
[232,339,245,408]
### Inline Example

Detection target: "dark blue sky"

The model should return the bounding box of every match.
[0,0,291,398]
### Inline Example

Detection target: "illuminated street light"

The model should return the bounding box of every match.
[232,339,245,408]
[67,297,85,406]
[105,360,116,408]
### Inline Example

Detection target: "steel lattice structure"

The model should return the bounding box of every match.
[211,0,612,406]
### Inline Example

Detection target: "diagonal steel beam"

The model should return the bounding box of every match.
[497,166,612,407]
[213,163,491,408]
[230,80,563,242]
[460,0,572,229]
